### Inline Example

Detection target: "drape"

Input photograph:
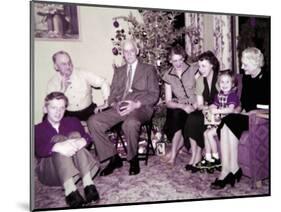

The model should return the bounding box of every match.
[185,13,233,70]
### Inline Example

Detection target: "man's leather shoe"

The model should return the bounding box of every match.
[100,154,123,176]
[65,190,85,208]
[129,156,140,175]
[84,184,100,203]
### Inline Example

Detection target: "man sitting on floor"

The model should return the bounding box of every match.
[35,92,100,208]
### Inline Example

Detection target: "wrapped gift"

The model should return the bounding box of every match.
[156,142,165,156]
[203,109,221,126]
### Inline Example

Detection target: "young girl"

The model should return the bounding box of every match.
[197,70,239,171]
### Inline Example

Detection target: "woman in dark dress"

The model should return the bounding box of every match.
[183,51,220,172]
[211,47,270,189]
[162,45,198,165]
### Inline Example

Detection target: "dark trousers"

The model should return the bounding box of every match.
[42,103,97,122]
[36,148,99,187]
[87,106,152,162]
[65,103,97,121]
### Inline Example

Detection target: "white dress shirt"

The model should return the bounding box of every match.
[47,68,110,111]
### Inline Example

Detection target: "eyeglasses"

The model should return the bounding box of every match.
[171,57,184,63]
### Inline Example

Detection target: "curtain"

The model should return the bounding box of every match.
[184,13,204,61]
[213,15,232,70]
[185,13,233,70]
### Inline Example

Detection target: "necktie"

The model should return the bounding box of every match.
[122,65,132,99]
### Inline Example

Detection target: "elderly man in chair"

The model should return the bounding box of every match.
[87,39,160,176]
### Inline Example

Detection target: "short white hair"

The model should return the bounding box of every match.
[242,47,264,68]
[121,39,139,52]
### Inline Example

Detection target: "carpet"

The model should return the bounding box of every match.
[33,148,269,210]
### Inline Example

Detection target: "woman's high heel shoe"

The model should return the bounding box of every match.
[233,168,243,183]
[210,172,235,189]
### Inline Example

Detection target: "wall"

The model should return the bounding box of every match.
[34,7,234,124]
[202,14,214,52]
[33,5,141,124]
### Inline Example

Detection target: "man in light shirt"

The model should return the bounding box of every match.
[47,50,110,121]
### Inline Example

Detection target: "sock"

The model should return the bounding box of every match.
[205,153,213,162]
[63,178,77,196]
[212,152,219,160]
[82,172,94,188]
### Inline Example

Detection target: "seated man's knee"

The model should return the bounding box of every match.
[122,118,141,132]
[87,115,102,131]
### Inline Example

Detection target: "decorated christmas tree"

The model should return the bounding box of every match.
[111,10,185,78]
[110,10,202,139]
[111,10,186,139]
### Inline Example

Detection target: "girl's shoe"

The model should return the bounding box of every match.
[233,168,243,182]
[210,172,235,189]
[185,164,200,173]
[190,165,200,173]
[212,158,221,167]
[185,164,193,171]
[196,158,207,168]
[196,158,214,169]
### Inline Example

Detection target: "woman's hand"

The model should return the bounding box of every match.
[202,105,209,114]
[196,95,204,111]
[234,106,242,114]
[181,104,195,114]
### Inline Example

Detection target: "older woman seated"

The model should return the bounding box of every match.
[211,47,270,189]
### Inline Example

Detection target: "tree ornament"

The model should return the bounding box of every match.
[113,20,119,28]
[156,59,162,66]
[112,47,119,55]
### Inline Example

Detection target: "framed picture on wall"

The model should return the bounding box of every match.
[33,2,79,40]
[30,0,270,211]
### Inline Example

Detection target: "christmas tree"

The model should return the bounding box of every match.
[110,10,203,141]
[111,10,185,77]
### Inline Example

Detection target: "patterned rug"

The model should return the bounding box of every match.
[33,147,269,210]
